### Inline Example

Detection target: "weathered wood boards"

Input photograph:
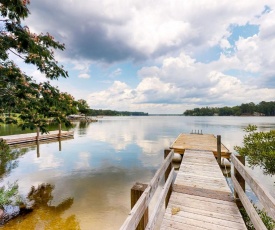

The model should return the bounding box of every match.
[161,192,247,230]
[231,154,275,229]
[232,154,275,220]
[160,150,247,229]
[0,130,74,145]
[173,150,233,202]
[170,133,231,158]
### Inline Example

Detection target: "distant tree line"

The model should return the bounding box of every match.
[183,101,275,116]
[87,109,148,116]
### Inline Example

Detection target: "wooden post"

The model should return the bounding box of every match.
[131,182,148,230]
[36,141,40,158]
[36,126,40,141]
[58,123,61,138]
[217,135,221,166]
[59,138,62,151]
[234,155,245,208]
[164,149,172,208]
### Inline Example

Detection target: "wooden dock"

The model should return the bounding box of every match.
[120,133,275,230]
[160,149,246,229]
[170,133,231,158]
[0,130,74,145]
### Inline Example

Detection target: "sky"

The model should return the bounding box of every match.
[19,0,275,114]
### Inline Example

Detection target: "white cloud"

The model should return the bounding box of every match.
[74,152,91,170]
[18,1,275,112]
[220,38,231,49]
[26,0,272,62]
[87,48,275,113]
[78,73,90,79]
[34,154,63,170]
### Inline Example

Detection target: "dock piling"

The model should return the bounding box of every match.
[58,123,62,137]
[37,141,40,158]
[36,127,40,141]
[131,182,148,230]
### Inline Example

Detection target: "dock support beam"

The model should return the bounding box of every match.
[217,135,221,166]
[131,182,148,230]
[164,149,172,208]
[234,155,245,208]
[58,123,62,138]
[36,126,40,141]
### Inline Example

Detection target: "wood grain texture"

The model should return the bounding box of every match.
[232,154,275,220]
[232,175,266,230]
[1,131,74,145]
[173,150,233,201]
[159,150,246,230]
[170,133,231,158]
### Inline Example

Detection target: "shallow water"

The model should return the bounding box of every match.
[0,116,274,229]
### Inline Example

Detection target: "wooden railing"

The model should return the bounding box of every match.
[231,154,275,230]
[120,149,174,230]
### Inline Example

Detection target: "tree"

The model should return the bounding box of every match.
[18,81,78,133]
[0,0,78,132]
[234,125,275,175]
[77,99,90,117]
[0,0,67,80]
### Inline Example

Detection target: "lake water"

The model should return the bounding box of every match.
[0,116,275,229]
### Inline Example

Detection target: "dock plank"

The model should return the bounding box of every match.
[170,133,231,158]
[160,149,246,229]
[0,131,74,145]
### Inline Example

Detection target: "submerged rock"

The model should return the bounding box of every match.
[0,205,32,226]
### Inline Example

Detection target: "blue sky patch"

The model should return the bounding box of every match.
[195,45,222,63]
[228,23,259,46]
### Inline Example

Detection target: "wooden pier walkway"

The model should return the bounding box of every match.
[170,133,231,158]
[0,130,74,145]
[160,149,246,229]
[121,133,275,230]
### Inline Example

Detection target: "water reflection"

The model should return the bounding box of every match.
[0,143,28,180]
[2,183,80,230]
[0,116,274,229]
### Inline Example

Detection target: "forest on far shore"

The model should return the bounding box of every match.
[87,109,149,116]
[183,101,275,116]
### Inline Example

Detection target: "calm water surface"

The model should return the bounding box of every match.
[0,116,275,229]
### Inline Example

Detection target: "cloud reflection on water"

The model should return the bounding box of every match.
[1,116,275,229]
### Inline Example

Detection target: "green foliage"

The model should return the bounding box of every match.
[0,182,21,209]
[87,109,148,116]
[240,204,275,230]
[0,139,27,179]
[77,99,90,116]
[184,107,218,116]
[0,138,10,153]
[0,139,26,212]
[0,0,68,80]
[234,125,275,175]
[0,1,83,133]
[183,101,275,116]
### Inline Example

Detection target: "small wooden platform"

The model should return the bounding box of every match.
[170,133,231,158]
[160,150,247,229]
[0,130,74,145]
